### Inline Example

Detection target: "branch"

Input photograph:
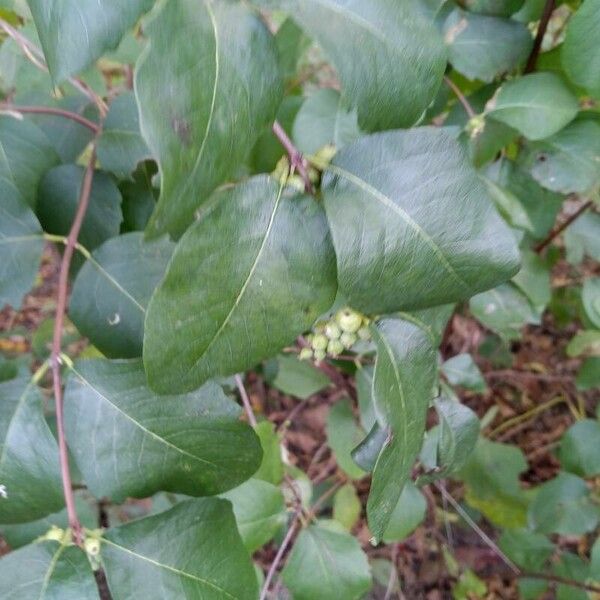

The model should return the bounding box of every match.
[0,104,100,133]
[534,200,593,253]
[272,120,314,194]
[51,143,99,546]
[524,0,556,73]
[443,76,475,119]
[519,572,600,594]
[235,374,257,427]
[259,518,299,600]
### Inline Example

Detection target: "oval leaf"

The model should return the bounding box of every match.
[322,128,520,315]
[144,175,337,394]
[64,359,263,502]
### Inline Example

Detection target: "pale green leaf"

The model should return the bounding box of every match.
[582,277,600,329]
[64,359,262,502]
[327,397,366,480]
[442,354,487,392]
[143,176,337,394]
[565,213,600,265]
[333,483,361,530]
[558,419,600,478]
[461,0,525,16]
[135,0,282,238]
[566,330,600,357]
[382,481,427,543]
[270,354,330,400]
[253,421,284,485]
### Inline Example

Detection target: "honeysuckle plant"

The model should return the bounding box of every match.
[0,0,599,598]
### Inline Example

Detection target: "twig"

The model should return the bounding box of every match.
[235,374,257,428]
[0,104,100,133]
[51,144,98,546]
[524,0,556,73]
[520,571,600,594]
[272,120,314,194]
[0,17,107,116]
[443,76,475,119]
[534,200,593,253]
[383,544,400,600]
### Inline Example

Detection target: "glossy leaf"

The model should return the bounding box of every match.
[562,0,600,98]
[442,354,487,392]
[281,522,372,600]
[63,359,262,502]
[0,115,59,208]
[0,182,43,309]
[69,232,174,358]
[382,481,427,543]
[220,479,286,552]
[27,0,154,82]
[102,499,258,600]
[258,0,447,131]
[327,397,366,480]
[0,374,64,523]
[485,73,579,141]
[519,120,600,194]
[135,0,282,238]
[322,128,519,315]
[143,176,337,394]
[292,89,361,155]
[461,0,525,16]
[443,9,531,82]
[558,419,600,477]
[253,421,284,485]
[367,318,437,540]
[97,92,151,179]
[0,540,99,599]
[36,164,122,253]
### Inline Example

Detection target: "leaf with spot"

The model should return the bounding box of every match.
[69,232,174,358]
[322,128,520,315]
[143,176,337,394]
[135,0,282,238]
[63,359,262,502]
[102,498,258,600]
[257,0,447,131]
[0,539,99,599]
[0,374,64,524]
[367,317,437,541]
[0,181,44,309]
[27,0,155,82]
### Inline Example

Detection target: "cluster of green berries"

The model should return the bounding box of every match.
[300,308,371,362]
[271,144,337,191]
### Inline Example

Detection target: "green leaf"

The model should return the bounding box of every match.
[258,0,446,131]
[275,17,311,85]
[582,276,600,329]
[498,529,553,571]
[333,483,362,530]
[36,165,123,253]
[143,176,337,394]
[442,354,487,392]
[356,364,376,432]
[327,397,367,480]
[69,232,174,358]
[565,213,600,265]
[528,472,600,535]
[63,359,262,502]
[566,330,600,358]
[396,304,456,348]
[470,283,540,341]
[0,374,64,523]
[482,177,533,232]
[0,115,59,208]
[562,0,600,98]
[292,89,361,155]
[102,498,258,600]
[443,9,532,82]
[461,0,525,16]
[253,421,284,485]
[512,250,551,311]
[459,438,529,528]
[119,163,157,233]
[27,0,154,82]
[453,570,487,600]
[0,182,44,309]
[0,540,99,599]
[367,318,437,541]
[281,523,372,600]
[519,120,600,194]
[351,422,388,473]
[220,479,286,552]
[558,419,600,477]
[382,481,427,543]
[576,357,600,391]
[270,354,330,400]
[322,128,519,315]
[96,92,151,179]
[135,0,282,238]
[485,73,579,140]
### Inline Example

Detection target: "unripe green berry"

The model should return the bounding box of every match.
[287,174,305,192]
[325,322,341,340]
[314,349,326,362]
[84,537,101,557]
[340,332,357,348]
[299,348,313,361]
[357,326,371,341]
[327,339,344,356]
[336,309,362,333]
[312,334,328,351]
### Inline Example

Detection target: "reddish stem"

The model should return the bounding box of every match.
[534,200,593,253]
[524,0,556,73]
[443,76,475,119]
[1,104,100,133]
[272,120,314,194]
[51,145,98,546]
